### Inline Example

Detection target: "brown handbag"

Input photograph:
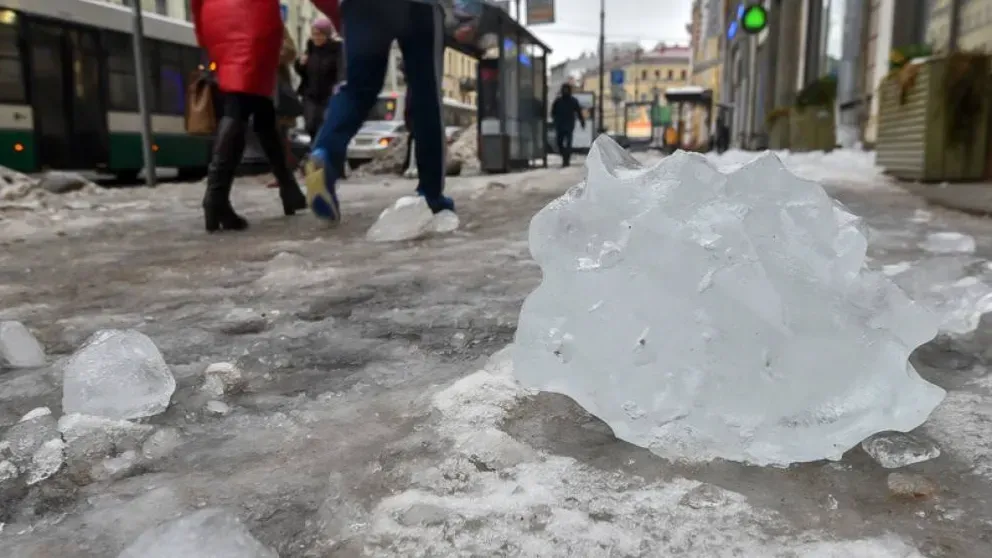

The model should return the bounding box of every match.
[185,70,217,136]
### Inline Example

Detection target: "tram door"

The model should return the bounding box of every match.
[28,22,108,170]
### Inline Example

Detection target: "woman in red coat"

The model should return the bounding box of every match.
[191,0,307,232]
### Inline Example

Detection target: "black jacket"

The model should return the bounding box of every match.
[551,94,585,132]
[294,40,341,103]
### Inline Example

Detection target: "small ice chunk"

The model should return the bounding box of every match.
[141,428,184,461]
[26,438,65,485]
[62,330,176,420]
[882,262,912,277]
[92,450,139,481]
[0,320,46,368]
[366,196,436,242]
[205,400,232,416]
[117,508,278,558]
[431,209,460,234]
[2,413,58,470]
[887,472,938,499]
[218,308,267,335]
[920,232,976,254]
[201,362,246,396]
[19,407,52,422]
[861,431,940,468]
[513,138,945,466]
[58,413,155,465]
[679,483,728,509]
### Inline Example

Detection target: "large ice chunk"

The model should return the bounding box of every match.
[513,138,946,466]
[62,330,176,420]
[118,508,277,558]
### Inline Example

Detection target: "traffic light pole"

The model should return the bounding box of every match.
[597,0,605,134]
[131,1,157,187]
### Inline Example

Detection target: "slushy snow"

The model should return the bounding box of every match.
[117,508,277,558]
[513,138,945,466]
[62,330,176,420]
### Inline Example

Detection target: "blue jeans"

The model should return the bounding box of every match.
[311,0,448,206]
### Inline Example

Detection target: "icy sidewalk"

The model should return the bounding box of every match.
[1,148,992,556]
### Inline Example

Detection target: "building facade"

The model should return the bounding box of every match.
[687,0,724,145]
[579,46,691,133]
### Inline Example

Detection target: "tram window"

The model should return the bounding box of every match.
[0,21,23,103]
[105,32,138,111]
[157,43,185,115]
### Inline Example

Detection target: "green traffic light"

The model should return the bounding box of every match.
[741,4,768,34]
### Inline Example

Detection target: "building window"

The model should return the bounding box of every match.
[680,69,687,80]
[184,0,192,21]
[654,69,660,79]
[155,0,168,15]
[641,69,647,80]
[667,69,674,80]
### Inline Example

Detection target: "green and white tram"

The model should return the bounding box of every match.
[0,0,210,179]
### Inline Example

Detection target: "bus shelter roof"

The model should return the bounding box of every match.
[445,5,552,59]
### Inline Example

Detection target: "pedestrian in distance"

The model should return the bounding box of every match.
[304,0,479,223]
[191,0,308,233]
[551,83,586,168]
[295,18,342,147]
[267,24,306,189]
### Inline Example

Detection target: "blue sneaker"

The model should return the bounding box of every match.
[305,149,340,223]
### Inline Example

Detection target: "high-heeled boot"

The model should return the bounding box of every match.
[203,116,249,232]
[255,121,307,216]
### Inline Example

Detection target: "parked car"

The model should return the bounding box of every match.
[346,120,407,168]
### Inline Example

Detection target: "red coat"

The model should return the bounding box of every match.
[191,0,284,97]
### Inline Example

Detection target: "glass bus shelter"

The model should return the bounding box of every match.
[447,6,552,173]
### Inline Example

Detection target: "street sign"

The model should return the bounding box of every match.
[610,84,626,104]
[526,0,555,25]
[610,69,625,85]
[741,4,768,34]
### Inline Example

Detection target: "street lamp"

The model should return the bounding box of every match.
[597,0,605,134]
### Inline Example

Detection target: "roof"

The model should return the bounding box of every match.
[445,4,551,59]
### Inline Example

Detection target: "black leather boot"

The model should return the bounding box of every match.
[255,121,307,216]
[203,116,249,232]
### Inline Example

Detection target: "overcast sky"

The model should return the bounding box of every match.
[517,0,694,63]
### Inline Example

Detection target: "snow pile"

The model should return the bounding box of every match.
[62,330,176,420]
[117,508,277,558]
[0,167,100,206]
[0,320,46,368]
[355,135,410,176]
[706,148,886,187]
[513,137,944,466]
[363,347,926,557]
[448,127,479,171]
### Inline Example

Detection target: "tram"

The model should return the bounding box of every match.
[0,0,210,179]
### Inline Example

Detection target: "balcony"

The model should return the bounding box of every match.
[459,77,477,93]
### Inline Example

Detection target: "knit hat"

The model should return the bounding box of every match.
[312,17,334,34]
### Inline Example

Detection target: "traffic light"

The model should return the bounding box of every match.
[741,4,768,34]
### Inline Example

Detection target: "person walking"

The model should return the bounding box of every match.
[295,18,341,145]
[550,83,585,168]
[267,24,306,189]
[191,0,308,233]
[305,0,465,223]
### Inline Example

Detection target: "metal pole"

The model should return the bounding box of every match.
[597,0,605,134]
[131,1,156,187]
[515,0,521,22]
[948,0,961,51]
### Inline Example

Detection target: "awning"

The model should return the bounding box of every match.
[665,87,713,105]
